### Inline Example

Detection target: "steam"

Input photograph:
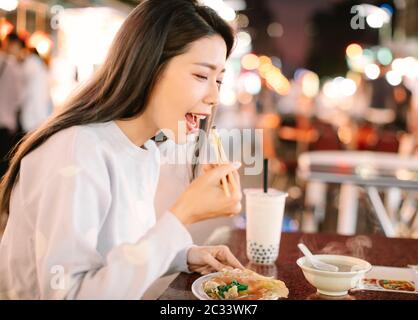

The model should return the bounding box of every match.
[300,235,372,259]
[345,235,372,258]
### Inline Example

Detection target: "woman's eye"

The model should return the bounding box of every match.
[194,74,222,87]
[195,74,208,80]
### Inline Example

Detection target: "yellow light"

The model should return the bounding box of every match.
[276,79,290,95]
[301,71,319,97]
[258,55,272,65]
[346,43,363,59]
[28,31,53,57]
[265,68,290,95]
[0,19,14,41]
[338,126,353,145]
[258,63,273,78]
[265,68,282,88]
[241,53,260,70]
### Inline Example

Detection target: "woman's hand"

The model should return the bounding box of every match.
[171,162,242,225]
[187,245,244,275]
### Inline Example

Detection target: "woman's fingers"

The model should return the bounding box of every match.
[207,162,241,184]
[200,268,214,275]
[202,163,217,173]
[229,169,241,192]
[203,253,229,271]
[216,245,245,270]
[197,267,215,275]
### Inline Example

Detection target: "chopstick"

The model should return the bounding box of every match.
[210,127,239,197]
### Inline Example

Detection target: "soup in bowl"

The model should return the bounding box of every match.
[296,254,372,296]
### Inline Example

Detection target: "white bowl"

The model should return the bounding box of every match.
[296,254,372,296]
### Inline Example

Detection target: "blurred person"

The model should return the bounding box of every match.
[0,33,23,179]
[392,83,412,132]
[19,47,53,133]
[2,32,25,62]
[0,0,244,300]
[365,64,396,125]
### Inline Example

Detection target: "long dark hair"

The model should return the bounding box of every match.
[0,0,234,222]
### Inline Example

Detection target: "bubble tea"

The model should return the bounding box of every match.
[245,188,288,265]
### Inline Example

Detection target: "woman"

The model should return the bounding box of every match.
[0,0,243,299]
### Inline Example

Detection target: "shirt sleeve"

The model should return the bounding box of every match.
[34,132,193,299]
[163,245,195,276]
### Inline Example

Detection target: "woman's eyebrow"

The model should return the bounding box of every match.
[193,62,225,73]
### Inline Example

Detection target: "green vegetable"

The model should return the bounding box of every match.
[217,280,248,298]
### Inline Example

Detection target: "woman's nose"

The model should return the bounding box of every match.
[203,83,220,106]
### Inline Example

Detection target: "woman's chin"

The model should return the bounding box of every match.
[160,124,199,144]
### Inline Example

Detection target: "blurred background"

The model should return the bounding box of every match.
[1,0,417,244]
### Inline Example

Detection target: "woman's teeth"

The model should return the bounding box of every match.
[184,113,208,132]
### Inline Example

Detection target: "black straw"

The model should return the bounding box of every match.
[263,158,268,193]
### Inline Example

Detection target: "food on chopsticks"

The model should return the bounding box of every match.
[210,127,238,197]
[202,268,289,300]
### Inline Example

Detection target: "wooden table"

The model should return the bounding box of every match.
[159,230,418,300]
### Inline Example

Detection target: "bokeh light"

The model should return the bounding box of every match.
[377,48,393,65]
[364,63,380,80]
[241,53,260,70]
[385,70,402,86]
[346,43,363,59]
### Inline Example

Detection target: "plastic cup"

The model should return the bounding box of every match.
[244,188,288,265]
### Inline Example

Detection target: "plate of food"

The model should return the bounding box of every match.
[377,279,416,292]
[191,268,289,300]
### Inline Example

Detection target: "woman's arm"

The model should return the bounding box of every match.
[33,134,192,300]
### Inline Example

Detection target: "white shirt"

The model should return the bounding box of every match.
[20,54,52,132]
[0,121,193,299]
[0,53,22,131]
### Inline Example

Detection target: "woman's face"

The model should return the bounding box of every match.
[147,35,227,144]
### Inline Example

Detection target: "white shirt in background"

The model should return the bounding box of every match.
[0,53,22,132]
[20,54,52,132]
[0,121,193,299]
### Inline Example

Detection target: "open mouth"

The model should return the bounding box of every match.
[185,112,209,133]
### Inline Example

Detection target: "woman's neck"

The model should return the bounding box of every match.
[114,114,158,148]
